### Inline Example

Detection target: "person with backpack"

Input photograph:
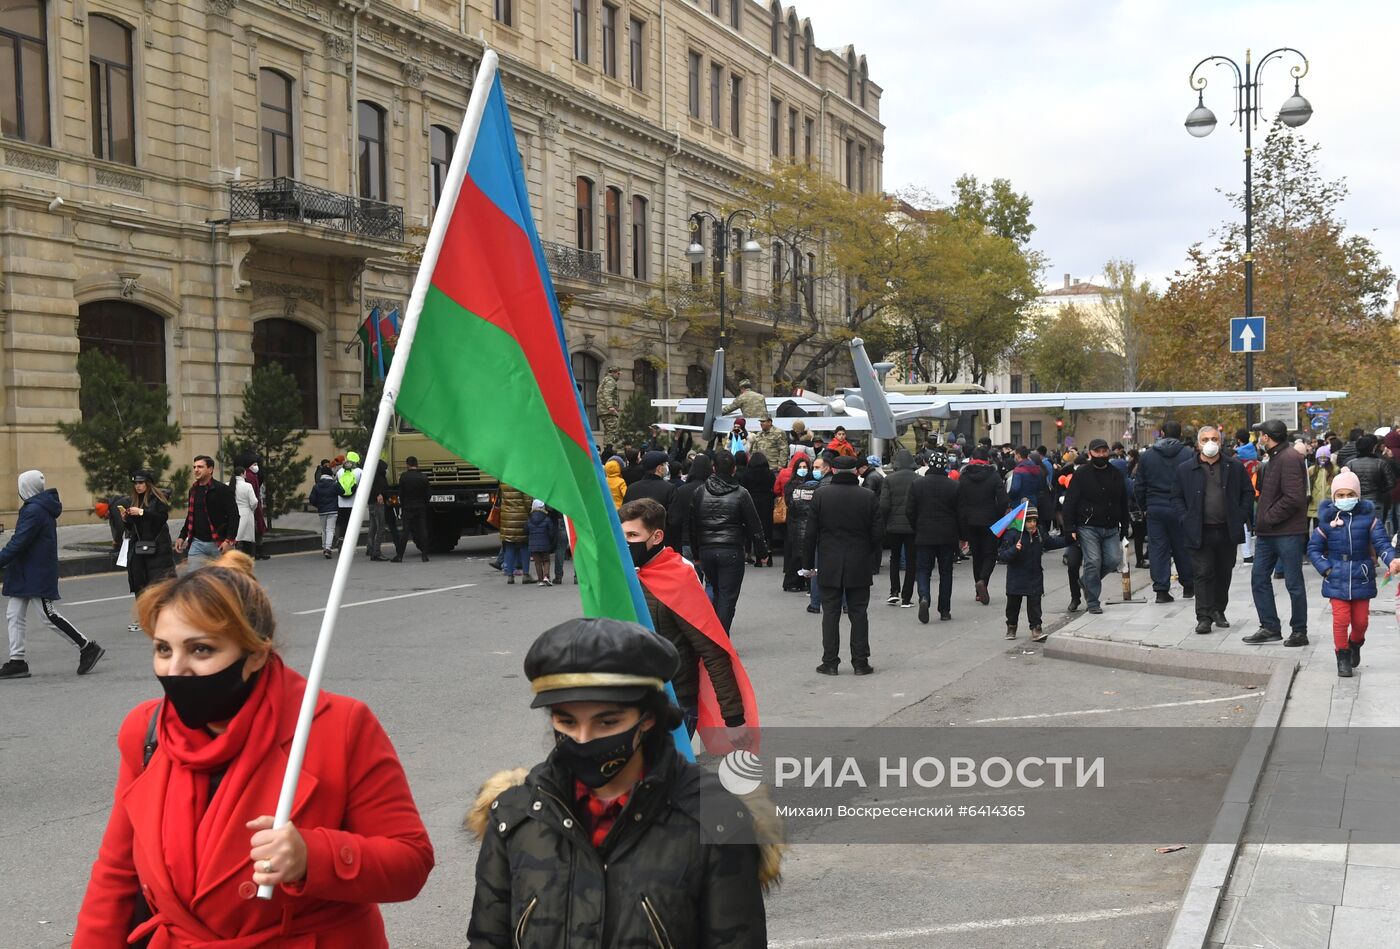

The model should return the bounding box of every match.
[72,551,434,947]
[332,451,362,551]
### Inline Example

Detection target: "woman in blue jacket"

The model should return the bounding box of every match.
[0,470,105,679]
[1307,470,1400,678]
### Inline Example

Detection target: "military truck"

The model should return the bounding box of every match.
[385,415,498,553]
[886,382,991,453]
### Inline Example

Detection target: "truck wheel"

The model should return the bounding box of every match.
[427,516,462,554]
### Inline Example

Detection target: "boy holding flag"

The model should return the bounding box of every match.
[997,504,1070,641]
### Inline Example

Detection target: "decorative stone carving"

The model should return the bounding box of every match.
[207,0,237,17]
[283,297,298,318]
[401,62,423,88]
[4,149,58,175]
[119,274,141,299]
[323,30,350,60]
[250,281,323,307]
[96,168,143,192]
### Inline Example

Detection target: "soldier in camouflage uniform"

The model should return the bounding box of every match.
[723,379,769,422]
[596,364,622,450]
[747,416,789,466]
[466,617,782,948]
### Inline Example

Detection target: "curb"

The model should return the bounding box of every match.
[57,529,368,579]
[1043,635,1297,949]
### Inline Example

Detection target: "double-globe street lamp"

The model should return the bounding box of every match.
[1185,48,1313,426]
[685,209,763,350]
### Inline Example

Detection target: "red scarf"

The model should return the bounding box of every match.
[637,547,760,754]
[158,654,285,901]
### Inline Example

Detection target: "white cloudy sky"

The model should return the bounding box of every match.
[797,0,1400,293]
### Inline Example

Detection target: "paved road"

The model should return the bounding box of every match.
[2,539,1253,946]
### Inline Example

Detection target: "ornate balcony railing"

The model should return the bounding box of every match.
[541,240,604,285]
[229,177,404,243]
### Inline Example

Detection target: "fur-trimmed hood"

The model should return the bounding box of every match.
[465,764,785,888]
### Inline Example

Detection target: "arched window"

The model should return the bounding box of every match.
[845,50,855,100]
[571,352,600,427]
[604,185,622,274]
[77,301,165,397]
[258,68,294,179]
[802,23,813,76]
[769,1,781,57]
[686,363,707,398]
[786,12,796,66]
[859,57,868,108]
[0,0,50,145]
[253,318,318,428]
[89,15,134,164]
[633,357,658,400]
[630,195,649,280]
[430,124,456,207]
[357,100,387,200]
[575,176,594,251]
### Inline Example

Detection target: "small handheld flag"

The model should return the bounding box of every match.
[991,500,1030,538]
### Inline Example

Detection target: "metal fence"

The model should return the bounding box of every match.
[229,177,404,243]
[541,240,604,285]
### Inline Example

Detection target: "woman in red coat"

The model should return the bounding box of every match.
[74,550,433,948]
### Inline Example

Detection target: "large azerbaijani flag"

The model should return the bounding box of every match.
[394,60,657,637]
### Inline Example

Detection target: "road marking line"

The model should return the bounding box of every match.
[768,903,1173,946]
[967,692,1262,724]
[293,583,477,615]
[64,593,135,606]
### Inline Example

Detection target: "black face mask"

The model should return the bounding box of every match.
[629,539,663,569]
[554,720,644,788]
[157,655,260,730]
[1091,456,1110,468]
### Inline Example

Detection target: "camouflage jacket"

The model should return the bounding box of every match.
[746,428,789,465]
[721,390,768,421]
[466,744,781,948]
[597,375,620,417]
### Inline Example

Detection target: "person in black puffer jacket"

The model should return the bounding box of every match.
[1134,421,1195,601]
[1345,434,1396,509]
[689,451,768,634]
[667,455,712,558]
[955,447,1009,605]
[737,452,777,567]
[907,453,961,623]
[782,455,820,592]
[465,618,782,949]
[877,449,919,606]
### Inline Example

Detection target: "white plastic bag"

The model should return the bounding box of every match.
[116,538,129,568]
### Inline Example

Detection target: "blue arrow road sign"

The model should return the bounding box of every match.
[1230,317,1265,354]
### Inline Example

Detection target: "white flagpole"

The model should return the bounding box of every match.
[258,49,501,899]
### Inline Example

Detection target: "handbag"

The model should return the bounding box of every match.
[486,504,501,529]
[132,540,158,555]
[773,494,787,525]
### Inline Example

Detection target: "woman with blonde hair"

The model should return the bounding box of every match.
[74,550,433,947]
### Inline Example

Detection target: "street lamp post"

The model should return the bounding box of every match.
[1185,47,1312,427]
[685,209,762,350]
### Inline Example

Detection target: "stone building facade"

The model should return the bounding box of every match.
[0,0,883,521]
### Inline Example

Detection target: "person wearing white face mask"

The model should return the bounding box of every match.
[1172,426,1255,635]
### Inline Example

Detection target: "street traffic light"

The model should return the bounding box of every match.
[1055,417,1064,430]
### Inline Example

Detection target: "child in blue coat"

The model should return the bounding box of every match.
[526,499,558,587]
[1307,470,1400,677]
[997,504,1070,642]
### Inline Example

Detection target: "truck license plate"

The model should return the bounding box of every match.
[430,494,454,503]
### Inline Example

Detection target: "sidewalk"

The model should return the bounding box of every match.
[49,511,330,573]
[1052,558,1400,949]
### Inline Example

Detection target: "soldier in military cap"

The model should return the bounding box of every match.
[747,416,789,467]
[596,364,623,451]
[724,378,769,423]
[466,617,781,947]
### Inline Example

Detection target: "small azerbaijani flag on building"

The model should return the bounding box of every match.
[990,499,1030,538]
[394,57,683,740]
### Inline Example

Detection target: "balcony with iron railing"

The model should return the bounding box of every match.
[228,178,406,259]
[541,241,605,287]
[673,285,809,327]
